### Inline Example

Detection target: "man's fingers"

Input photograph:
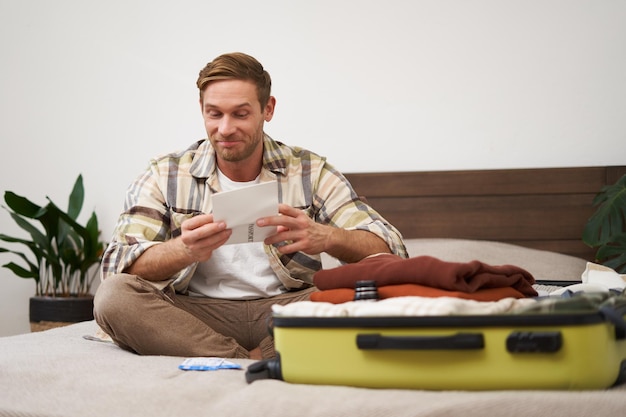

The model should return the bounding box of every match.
[257,204,304,228]
[182,213,214,230]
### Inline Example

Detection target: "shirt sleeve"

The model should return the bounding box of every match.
[99,160,199,282]
[311,162,408,259]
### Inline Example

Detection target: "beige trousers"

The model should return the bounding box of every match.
[93,273,315,359]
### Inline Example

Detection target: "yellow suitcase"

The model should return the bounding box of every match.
[246,291,626,390]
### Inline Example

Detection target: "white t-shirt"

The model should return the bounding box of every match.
[187,170,284,300]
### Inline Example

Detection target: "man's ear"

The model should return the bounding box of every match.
[264,96,276,122]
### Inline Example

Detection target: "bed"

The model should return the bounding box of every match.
[1,165,625,417]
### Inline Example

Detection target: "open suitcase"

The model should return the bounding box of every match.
[246,283,626,390]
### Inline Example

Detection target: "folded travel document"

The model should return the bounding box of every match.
[211,181,278,245]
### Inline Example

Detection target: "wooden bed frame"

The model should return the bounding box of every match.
[345,165,626,261]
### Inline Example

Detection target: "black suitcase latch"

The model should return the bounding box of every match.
[506,331,562,353]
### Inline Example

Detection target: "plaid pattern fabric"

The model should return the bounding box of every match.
[515,289,626,314]
[101,135,407,292]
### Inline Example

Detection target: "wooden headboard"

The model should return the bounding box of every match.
[345,166,626,261]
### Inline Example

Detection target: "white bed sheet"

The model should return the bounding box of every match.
[1,320,625,417]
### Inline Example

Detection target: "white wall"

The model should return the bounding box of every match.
[1,0,625,336]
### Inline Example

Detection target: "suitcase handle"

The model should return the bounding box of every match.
[356,332,485,350]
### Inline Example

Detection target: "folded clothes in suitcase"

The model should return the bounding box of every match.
[246,289,626,390]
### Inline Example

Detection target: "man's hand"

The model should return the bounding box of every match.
[180,214,232,262]
[258,204,391,263]
[125,214,232,281]
[258,204,331,255]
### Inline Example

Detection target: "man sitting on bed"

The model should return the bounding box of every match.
[94,52,407,360]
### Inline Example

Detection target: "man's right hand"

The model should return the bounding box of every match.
[125,214,231,281]
[180,214,232,262]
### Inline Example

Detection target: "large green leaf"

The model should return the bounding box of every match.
[583,174,626,247]
[2,261,38,279]
[4,212,50,252]
[67,174,84,220]
[0,237,45,266]
[3,191,59,240]
[0,247,39,280]
[38,203,62,246]
[47,200,88,237]
[3,191,42,218]
[84,212,102,259]
[0,233,38,246]
[595,232,626,273]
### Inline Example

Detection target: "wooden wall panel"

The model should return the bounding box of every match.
[345,166,626,261]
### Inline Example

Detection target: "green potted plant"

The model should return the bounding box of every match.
[0,174,105,331]
[582,173,626,274]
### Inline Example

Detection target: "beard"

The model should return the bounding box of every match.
[210,130,264,163]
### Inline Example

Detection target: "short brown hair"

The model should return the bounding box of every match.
[196,52,272,109]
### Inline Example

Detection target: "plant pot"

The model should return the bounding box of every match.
[29,295,94,332]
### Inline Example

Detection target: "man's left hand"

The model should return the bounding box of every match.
[257,204,331,255]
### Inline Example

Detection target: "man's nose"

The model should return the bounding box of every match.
[218,116,237,136]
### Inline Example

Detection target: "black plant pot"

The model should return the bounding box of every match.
[29,295,94,332]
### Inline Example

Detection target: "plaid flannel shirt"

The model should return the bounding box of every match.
[100,135,407,292]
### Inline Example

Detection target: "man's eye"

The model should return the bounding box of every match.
[234,112,249,118]
[206,111,222,118]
